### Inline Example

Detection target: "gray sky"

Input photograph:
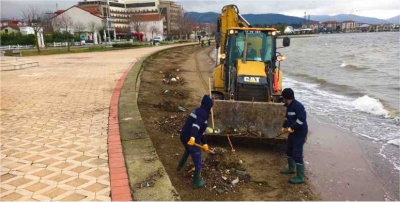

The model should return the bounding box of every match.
[1,0,399,20]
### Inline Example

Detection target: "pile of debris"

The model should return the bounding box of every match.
[162,89,188,99]
[184,147,251,194]
[153,101,187,112]
[154,114,186,138]
[160,70,184,85]
[136,168,164,189]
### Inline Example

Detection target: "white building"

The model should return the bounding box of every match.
[341,20,358,32]
[53,6,105,44]
[138,13,164,41]
[78,0,160,28]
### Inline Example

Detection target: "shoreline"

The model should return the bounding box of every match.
[305,115,399,200]
[209,45,398,200]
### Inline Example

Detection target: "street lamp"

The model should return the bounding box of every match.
[106,0,111,44]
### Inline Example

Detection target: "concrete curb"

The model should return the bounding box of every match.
[110,43,197,201]
[108,63,134,201]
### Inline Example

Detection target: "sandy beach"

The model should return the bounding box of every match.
[306,116,399,200]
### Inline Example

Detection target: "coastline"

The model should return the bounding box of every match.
[305,115,399,200]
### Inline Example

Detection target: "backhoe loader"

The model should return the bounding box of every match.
[210,5,291,139]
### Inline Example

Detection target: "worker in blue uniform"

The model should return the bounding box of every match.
[280,88,308,184]
[177,95,213,188]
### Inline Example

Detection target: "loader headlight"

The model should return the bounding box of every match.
[272,31,276,36]
[229,30,234,34]
[277,55,285,61]
[220,54,226,59]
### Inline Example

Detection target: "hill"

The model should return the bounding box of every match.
[186,12,396,25]
[387,15,400,24]
[186,12,314,25]
[310,14,389,24]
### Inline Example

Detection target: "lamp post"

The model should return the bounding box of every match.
[106,0,111,44]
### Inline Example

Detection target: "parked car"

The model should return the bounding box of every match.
[151,36,164,43]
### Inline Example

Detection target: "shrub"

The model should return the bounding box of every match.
[1,32,35,45]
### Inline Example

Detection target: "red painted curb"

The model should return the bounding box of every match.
[108,63,133,201]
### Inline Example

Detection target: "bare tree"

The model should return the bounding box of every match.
[129,10,147,41]
[22,6,44,52]
[88,21,101,34]
[88,21,102,42]
[53,13,74,51]
[74,21,87,37]
[149,25,160,38]
[179,13,193,40]
[42,10,56,34]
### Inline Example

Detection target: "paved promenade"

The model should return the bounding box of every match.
[0,45,187,201]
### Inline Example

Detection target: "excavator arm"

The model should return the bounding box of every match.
[216,4,251,61]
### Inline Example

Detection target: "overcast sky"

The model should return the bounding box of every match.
[1,0,399,20]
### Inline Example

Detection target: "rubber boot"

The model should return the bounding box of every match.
[280,157,296,174]
[289,164,305,184]
[176,151,189,171]
[192,169,206,189]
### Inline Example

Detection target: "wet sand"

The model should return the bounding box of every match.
[305,116,399,201]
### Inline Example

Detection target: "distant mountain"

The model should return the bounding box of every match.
[186,12,314,25]
[310,14,390,24]
[387,15,400,24]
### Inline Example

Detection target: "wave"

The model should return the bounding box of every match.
[351,95,390,118]
[340,62,368,70]
[388,138,400,146]
[291,73,350,89]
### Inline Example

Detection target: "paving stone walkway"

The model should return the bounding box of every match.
[0,45,188,201]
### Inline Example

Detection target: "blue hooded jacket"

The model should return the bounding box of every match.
[282,99,308,131]
[180,95,213,144]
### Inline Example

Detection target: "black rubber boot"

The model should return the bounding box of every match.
[192,169,206,189]
[177,151,189,171]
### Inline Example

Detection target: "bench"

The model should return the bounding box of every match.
[4,50,22,57]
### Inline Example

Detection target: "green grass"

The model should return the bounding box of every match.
[21,46,113,56]
[20,41,193,57]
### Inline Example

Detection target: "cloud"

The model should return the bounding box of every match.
[176,0,400,19]
[1,0,399,20]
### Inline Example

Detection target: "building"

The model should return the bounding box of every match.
[301,22,320,32]
[78,0,160,28]
[53,6,105,44]
[1,19,26,28]
[359,23,371,32]
[0,19,27,33]
[322,21,340,32]
[139,13,164,40]
[158,0,183,36]
[0,26,20,34]
[341,20,358,32]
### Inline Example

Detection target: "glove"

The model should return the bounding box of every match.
[187,137,195,146]
[205,127,214,134]
[288,127,294,133]
[202,144,210,152]
[281,127,288,133]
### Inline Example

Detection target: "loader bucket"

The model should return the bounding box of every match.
[212,100,286,139]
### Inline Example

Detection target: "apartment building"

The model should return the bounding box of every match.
[322,21,340,32]
[158,0,183,36]
[341,20,358,32]
[78,0,160,27]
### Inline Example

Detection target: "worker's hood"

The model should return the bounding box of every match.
[200,95,213,112]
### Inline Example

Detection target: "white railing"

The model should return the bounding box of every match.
[0,45,34,50]
[53,42,68,47]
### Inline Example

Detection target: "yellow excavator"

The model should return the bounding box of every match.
[210,4,291,139]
